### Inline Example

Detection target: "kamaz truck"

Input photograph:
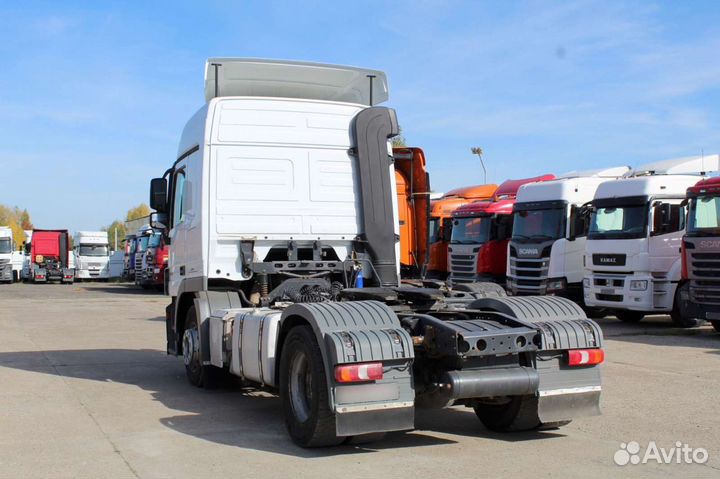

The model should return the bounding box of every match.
[73,231,111,281]
[584,156,719,325]
[28,229,75,284]
[148,58,604,447]
[0,226,14,283]
[678,176,720,332]
[506,167,629,304]
[448,175,554,284]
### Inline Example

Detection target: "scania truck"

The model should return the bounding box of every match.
[148,58,604,447]
[73,231,111,281]
[583,156,719,325]
[678,176,720,332]
[0,226,14,283]
[506,167,629,303]
[448,175,554,284]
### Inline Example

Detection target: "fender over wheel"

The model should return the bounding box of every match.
[182,305,223,388]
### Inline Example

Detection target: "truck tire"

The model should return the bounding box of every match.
[711,321,720,333]
[670,288,702,328]
[454,282,507,298]
[474,395,570,432]
[182,306,223,388]
[615,310,644,323]
[280,325,344,447]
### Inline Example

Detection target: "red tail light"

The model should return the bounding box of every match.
[681,241,688,280]
[334,362,383,383]
[567,349,605,366]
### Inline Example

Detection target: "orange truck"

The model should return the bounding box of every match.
[393,147,498,279]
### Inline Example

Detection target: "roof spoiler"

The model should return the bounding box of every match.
[625,154,720,177]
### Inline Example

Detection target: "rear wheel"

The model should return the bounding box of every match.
[280,325,344,447]
[474,395,571,432]
[711,321,720,333]
[615,310,644,323]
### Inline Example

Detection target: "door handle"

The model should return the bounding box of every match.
[179,266,185,276]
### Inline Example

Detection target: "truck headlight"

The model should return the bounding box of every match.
[630,280,648,291]
[547,278,565,291]
[583,278,590,288]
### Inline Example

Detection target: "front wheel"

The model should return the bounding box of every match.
[474,395,571,432]
[182,306,223,388]
[615,310,644,323]
[280,325,344,447]
[671,287,703,328]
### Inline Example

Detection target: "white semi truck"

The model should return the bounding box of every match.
[506,167,629,310]
[73,231,111,281]
[583,155,719,325]
[148,58,605,447]
[0,226,14,283]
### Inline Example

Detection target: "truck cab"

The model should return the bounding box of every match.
[29,229,74,284]
[583,155,719,324]
[448,175,554,284]
[0,226,14,283]
[123,233,137,281]
[73,231,111,281]
[137,228,164,289]
[426,184,498,278]
[506,167,629,301]
[679,176,720,332]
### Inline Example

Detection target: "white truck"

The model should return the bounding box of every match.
[583,155,719,325]
[147,58,605,447]
[73,231,111,281]
[0,226,15,283]
[506,167,629,311]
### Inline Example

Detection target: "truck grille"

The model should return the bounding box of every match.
[507,245,551,294]
[689,252,720,304]
[449,248,480,283]
[135,255,143,278]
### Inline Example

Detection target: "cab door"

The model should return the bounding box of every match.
[167,164,188,295]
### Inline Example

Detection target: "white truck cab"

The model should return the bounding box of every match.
[507,167,629,307]
[0,226,15,283]
[73,231,111,280]
[583,155,720,324]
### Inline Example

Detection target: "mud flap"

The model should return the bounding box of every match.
[538,388,601,423]
[336,405,415,436]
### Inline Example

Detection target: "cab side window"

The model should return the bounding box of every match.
[171,169,186,228]
[652,202,685,235]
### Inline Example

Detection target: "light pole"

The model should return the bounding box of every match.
[471,147,487,184]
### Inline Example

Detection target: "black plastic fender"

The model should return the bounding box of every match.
[280,300,414,412]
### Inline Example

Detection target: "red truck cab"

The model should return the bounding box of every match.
[29,229,74,284]
[448,175,555,284]
[679,176,720,332]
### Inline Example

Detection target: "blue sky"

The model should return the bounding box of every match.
[1,0,719,232]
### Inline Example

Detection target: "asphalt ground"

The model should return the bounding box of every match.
[1,282,718,478]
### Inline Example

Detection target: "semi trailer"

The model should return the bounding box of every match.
[506,167,629,304]
[679,176,720,332]
[149,58,604,447]
[426,184,498,278]
[583,156,719,325]
[73,231,111,281]
[448,175,554,284]
[28,229,74,284]
[0,226,14,283]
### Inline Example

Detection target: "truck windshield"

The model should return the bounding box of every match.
[588,204,647,239]
[451,216,491,244]
[512,208,565,243]
[0,238,11,254]
[687,195,720,236]
[428,217,440,244]
[149,233,162,248]
[79,244,109,257]
[137,236,150,252]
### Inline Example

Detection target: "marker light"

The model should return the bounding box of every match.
[567,349,605,366]
[334,362,383,383]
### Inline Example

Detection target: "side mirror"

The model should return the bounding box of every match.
[150,212,168,231]
[150,178,168,213]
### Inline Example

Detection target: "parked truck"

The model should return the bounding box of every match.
[0,226,14,283]
[426,184,498,278]
[506,167,629,305]
[28,229,74,284]
[148,58,604,447]
[678,176,720,332]
[73,231,111,281]
[583,156,719,325]
[123,232,137,281]
[138,230,167,290]
[448,175,554,284]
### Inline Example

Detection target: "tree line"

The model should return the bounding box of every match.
[0,205,33,249]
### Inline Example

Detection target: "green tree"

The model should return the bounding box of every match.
[19,209,32,230]
[126,203,151,222]
[103,220,127,252]
[391,126,407,148]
